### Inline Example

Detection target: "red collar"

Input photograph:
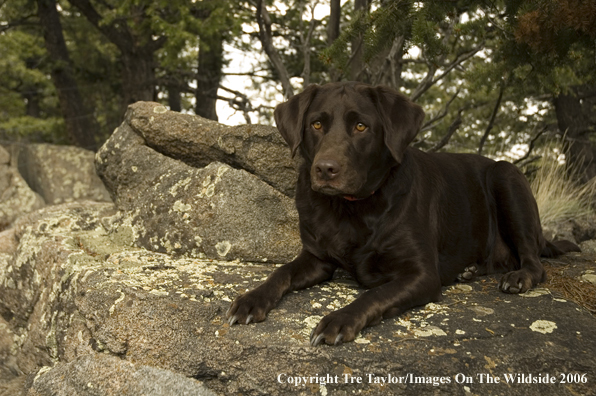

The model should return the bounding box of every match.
[343,191,375,201]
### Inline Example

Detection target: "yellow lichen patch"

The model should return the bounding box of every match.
[215,241,232,257]
[170,177,192,197]
[172,200,192,213]
[529,320,557,334]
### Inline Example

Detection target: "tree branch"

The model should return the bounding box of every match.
[478,82,505,155]
[410,19,457,101]
[371,35,405,87]
[428,110,463,152]
[0,13,38,32]
[398,58,428,65]
[67,0,132,50]
[300,1,319,87]
[513,125,550,165]
[431,41,485,85]
[223,71,272,79]
[410,41,485,101]
[256,0,294,98]
[410,60,437,102]
[388,36,405,89]
[219,85,274,124]
[148,35,167,53]
[420,88,460,132]
[519,156,542,173]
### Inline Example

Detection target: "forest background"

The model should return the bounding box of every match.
[1,0,595,183]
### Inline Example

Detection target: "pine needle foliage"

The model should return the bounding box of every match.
[321,0,415,74]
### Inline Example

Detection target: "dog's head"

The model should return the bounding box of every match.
[274,82,425,199]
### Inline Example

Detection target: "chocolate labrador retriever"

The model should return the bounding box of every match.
[227,81,579,346]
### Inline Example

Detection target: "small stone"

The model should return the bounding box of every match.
[581,273,596,285]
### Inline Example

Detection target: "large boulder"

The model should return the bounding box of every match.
[27,354,216,396]
[0,146,45,230]
[124,101,298,197]
[96,108,301,262]
[0,203,595,395]
[17,144,111,205]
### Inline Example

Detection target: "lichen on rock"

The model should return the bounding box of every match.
[95,108,301,262]
[1,105,596,396]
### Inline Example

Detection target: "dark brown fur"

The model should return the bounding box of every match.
[227,82,580,346]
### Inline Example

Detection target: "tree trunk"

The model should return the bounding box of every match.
[68,0,163,117]
[327,0,340,45]
[256,0,294,98]
[327,0,341,82]
[37,0,97,149]
[554,86,596,183]
[23,90,41,118]
[24,58,42,118]
[167,84,182,112]
[121,49,155,110]
[350,0,368,82]
[195,34,223,121]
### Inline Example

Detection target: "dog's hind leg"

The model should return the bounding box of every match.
[456,265,479,282]
[542,239,581,257]
[487,161,546,294]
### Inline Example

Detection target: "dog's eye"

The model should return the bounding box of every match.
[312,121,322,130]
[355,122,367,132]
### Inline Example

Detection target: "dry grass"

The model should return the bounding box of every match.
[545,265,596,315]
[530,153,596,229]
[525,145,596,315]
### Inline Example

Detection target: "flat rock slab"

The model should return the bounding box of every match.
[74,261,596,396]
[0,203,595,395]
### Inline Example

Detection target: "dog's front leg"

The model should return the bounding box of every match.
[227,250,336,325]
[310,270,441,346]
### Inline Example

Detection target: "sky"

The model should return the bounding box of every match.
[216,44,265,125]
[215,1,341,126]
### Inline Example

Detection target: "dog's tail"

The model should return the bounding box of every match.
[541,239,581,258]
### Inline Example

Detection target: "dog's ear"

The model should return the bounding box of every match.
[274,84,319,157]
[368,86,425,163]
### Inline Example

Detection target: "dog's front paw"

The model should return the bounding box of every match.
[310,309,366,346]
[227,288,276,326]
[499,268,543,294]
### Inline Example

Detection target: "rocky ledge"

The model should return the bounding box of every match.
[0,103,595,396]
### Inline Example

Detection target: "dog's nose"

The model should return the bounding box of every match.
[315,159,340,180]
